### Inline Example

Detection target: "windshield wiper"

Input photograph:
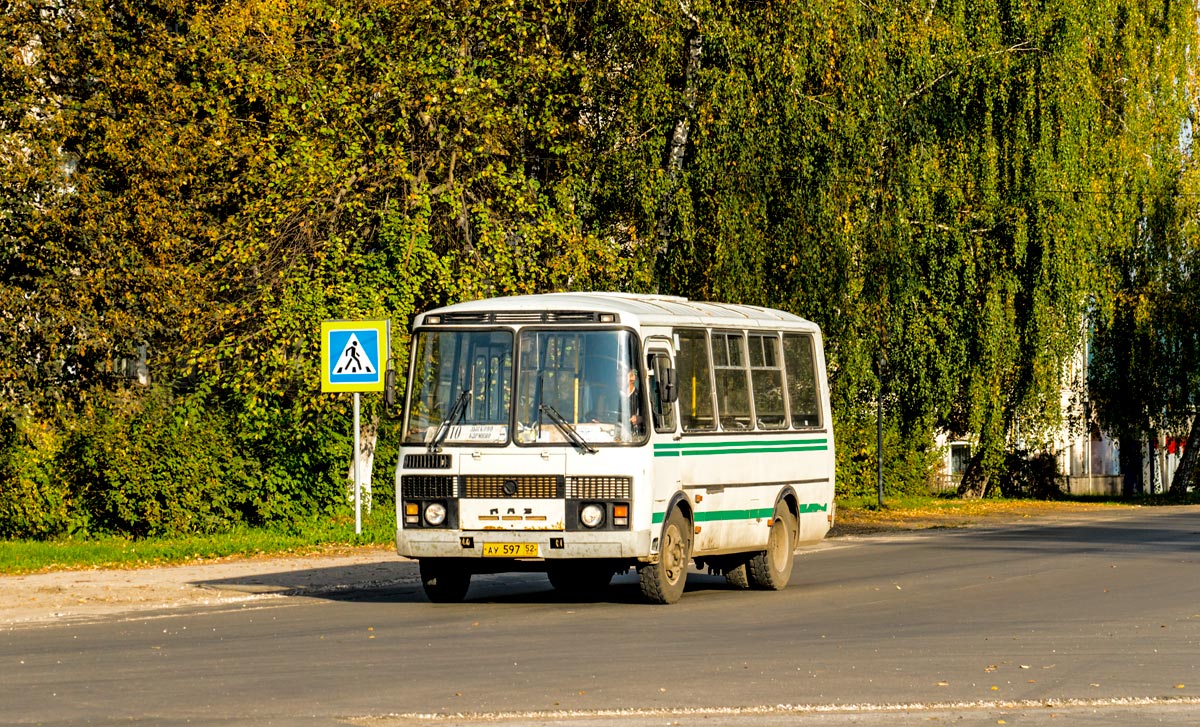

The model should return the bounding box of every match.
[428,389,471,453]
[539,404,597,454]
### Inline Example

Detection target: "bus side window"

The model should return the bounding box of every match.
[749,333,786,429]
[783,333,821,428]
[713,331,752,430]
[648,352,676,433]
[676,330,716,432]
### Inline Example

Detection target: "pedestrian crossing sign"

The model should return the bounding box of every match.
[321,319,389,393]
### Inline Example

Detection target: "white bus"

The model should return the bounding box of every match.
[394,292,835,604]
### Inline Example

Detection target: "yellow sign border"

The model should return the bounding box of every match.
[321,319,389,393]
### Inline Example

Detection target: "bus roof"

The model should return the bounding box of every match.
[414,292,820,333]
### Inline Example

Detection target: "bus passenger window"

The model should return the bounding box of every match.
[676,330,715,432]
[749,334,786,429]
[713,332,752,430]
[783,333,821,428]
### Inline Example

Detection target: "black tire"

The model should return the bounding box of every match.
[748,506,796,590]
[547,561,615,598]
[639,508,692,604]
[419,559,472,603]
[725,561,750,589]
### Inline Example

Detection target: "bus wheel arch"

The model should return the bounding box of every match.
[774,487,801,543]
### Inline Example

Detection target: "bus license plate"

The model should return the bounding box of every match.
[482,542,539,558]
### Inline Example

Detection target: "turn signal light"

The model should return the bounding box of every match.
[613,504,629,527]
[404,502,419,525]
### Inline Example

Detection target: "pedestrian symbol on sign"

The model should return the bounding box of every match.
[333,334,375,375]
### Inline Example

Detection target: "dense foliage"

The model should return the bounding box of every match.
[1,0,1196,537]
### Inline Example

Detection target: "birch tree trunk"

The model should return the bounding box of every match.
[1169,415,1200,494]
[347,414,379,513]
[655,0,703,260]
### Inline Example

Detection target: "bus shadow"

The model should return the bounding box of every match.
[193,563,744,607]
[191,559,428,604]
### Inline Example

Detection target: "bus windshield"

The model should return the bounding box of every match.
[402,327,646,447]
[403,330,514,446]
[515,329,645,446]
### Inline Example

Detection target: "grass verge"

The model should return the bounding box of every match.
[0,506,395,575]
[830,492,1198,536]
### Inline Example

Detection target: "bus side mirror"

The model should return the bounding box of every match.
[384,369,398,411]
[654,357,678,404]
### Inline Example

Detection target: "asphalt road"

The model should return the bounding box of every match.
[3,507,1199,726]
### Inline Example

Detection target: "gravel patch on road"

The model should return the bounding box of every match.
[0,547,414,629]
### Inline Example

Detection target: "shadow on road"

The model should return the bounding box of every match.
[192,561,743,607]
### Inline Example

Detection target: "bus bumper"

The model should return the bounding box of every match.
[396,529,652,560]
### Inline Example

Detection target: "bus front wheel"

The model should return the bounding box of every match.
[419,559,472,603]
[748,506,796,590]
[639,509,692,604]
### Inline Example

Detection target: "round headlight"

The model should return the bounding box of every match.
[424,502,447,526]
[580,503,605,528]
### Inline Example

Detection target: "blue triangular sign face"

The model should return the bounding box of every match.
[333,333,377,375]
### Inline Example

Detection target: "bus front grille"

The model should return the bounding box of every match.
[403,453,452,470]
[567,476,632,500]
[462,475,564,499]
[401,475,456,498]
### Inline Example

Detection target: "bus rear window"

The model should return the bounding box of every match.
[783,333,821,428]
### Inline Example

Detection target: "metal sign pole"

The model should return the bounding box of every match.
[354,392,362,535]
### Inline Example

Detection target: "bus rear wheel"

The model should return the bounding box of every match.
[639,509,692,604]
[748,506,796,590]
[419,559,472,603]
[724,562,750,589]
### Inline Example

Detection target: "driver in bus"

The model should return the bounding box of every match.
[623,366,644,438]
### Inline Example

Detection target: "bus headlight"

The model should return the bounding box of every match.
[580,503,605,528]
[424,502,447,526]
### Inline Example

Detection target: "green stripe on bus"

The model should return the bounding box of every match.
[653,439,828,457]
[651,502,828,524]
[655,439,827,450]
[692,508,777,522]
